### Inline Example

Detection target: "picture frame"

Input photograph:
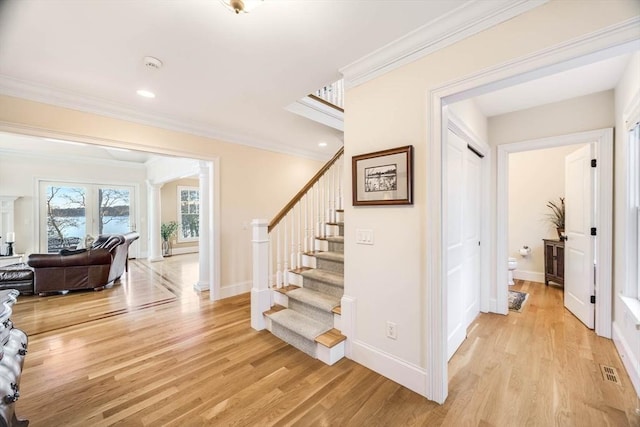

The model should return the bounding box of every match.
[352,145,413,206]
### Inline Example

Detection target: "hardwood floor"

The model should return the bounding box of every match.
[10,258,640,426]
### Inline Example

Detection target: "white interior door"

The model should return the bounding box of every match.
[446,129,482,360]
[446,130,466,360]
[564,144,595,329]
[463,151,481,328]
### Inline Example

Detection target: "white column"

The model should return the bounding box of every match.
[194,162,210,292]
[251,219,271,330]
[147,181,164,262]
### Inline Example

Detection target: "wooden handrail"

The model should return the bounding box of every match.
[269,147,344,232]
[308,94,344,113]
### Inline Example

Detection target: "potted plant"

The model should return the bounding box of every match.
[160,221,179,257]
[546,197,565,240]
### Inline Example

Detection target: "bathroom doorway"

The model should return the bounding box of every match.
[498,128,613,335]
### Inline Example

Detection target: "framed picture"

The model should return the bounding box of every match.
[352,145,413,206]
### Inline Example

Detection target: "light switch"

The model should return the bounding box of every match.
[356,228,374,245]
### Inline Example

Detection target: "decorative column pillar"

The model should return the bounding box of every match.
[251,219,271,330]
[194,162,210,292]
[147,181,164,262]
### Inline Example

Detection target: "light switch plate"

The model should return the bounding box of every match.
[356,229,374,245]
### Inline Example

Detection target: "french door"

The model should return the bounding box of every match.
[39,181,135,253]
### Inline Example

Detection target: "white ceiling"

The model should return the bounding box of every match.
[0,0,472,158]
[472,54,632,117]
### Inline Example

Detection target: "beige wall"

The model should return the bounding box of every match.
[344,0,637,393]
[0,95,324,294]
[161,178,199,251]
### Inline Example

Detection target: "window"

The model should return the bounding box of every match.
[40,181,134,253]
[178,186,199,242]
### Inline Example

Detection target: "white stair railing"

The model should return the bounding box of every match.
[251,148,344,330]
[310,79,344,111]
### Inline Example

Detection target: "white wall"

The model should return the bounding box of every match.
[344,0,635,398]
[508,144,587,282]
[613,51,640,396]
[0,149,148,257]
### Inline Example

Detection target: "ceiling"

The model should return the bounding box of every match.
[0,0,472,158]
[472,54,633,117]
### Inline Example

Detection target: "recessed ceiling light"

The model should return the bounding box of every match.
[137,89,156,98]
[318,142,328,147]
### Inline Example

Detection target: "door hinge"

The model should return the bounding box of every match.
[591,227,597,236]
[591,159,597,167]
[590,295,596,304]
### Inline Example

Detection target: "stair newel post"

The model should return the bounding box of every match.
[251,219,271,331]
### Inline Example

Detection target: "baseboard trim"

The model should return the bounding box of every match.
[612,321,640,397]
[219,280,252,299]
[170,246,199,256]
[351,339,427,397]
[513,270,544,283]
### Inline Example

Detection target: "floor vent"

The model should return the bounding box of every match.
[600,365,621,385]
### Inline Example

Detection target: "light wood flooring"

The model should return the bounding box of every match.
[10,256,640,426]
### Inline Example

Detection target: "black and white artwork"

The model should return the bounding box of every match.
[352,146,413,206]
[364,164,397,193]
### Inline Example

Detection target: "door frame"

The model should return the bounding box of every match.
[425,23,636,403]
[496,129,613,331]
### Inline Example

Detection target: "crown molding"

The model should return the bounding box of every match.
[339,0,548,89]
[0,75,330,162]
[0,145,148,170]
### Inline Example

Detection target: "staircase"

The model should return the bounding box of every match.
[264,218,345,365]
[251,148,346,365]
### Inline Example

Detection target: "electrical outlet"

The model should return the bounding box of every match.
[386,321,397,340]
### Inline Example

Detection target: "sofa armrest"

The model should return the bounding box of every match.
[27,249,112,268]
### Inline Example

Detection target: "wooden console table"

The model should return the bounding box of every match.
[543,239,564,287]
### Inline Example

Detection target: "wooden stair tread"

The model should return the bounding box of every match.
[289,267,312,275]
[326,222,344,226]
[332,306,341,315]
[263,304,286,316]
[315,328,346,348]
[273,285,300,294]
[336,209,344,213]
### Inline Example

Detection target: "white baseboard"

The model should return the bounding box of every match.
[351,340,427,397]
[171,246,199,255]
[513,270,544,283]
[612,321,640,397]
[219,280,252,299]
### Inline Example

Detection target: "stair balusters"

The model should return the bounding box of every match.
[251,148,344,330]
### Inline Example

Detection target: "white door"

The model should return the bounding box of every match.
[446,129,482,360]
[463,151,481,328]
[564,144,595,329]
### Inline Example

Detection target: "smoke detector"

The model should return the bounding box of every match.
[143,56,163,70]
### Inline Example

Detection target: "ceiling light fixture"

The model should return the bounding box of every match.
[220,0,264,14]
[318,142,328,148]
[136,89,156,98]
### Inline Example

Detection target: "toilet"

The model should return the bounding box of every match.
[508,257,518,286]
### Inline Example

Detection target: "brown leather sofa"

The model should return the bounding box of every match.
[26,231,140,295]
[27,249,112,294]
[91,232,139,284]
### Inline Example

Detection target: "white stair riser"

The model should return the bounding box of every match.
[317,340,345,366]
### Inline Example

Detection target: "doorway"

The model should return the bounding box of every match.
[497,128,613,334]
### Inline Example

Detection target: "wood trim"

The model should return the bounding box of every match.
[268,147,344,232]
[307,94,344,112]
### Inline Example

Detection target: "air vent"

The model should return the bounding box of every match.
[600,364,621,385]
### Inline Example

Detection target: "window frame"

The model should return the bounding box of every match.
[177,186,200,243]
